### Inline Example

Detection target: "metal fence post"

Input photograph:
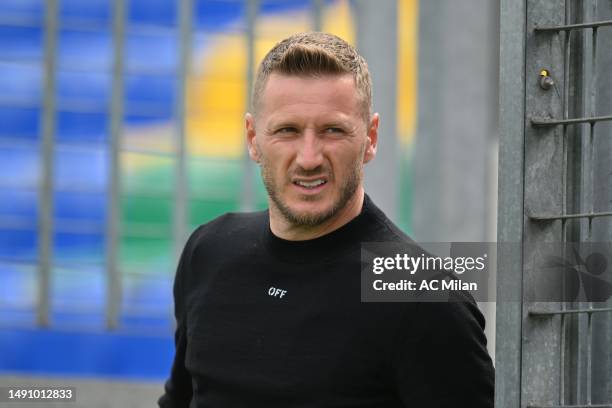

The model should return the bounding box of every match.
[106,0,125,330]
[38,0,59,327]
[496,0,527,407]
[590,1,612,405]
[174,0,192,259]
[312,0,324,32]
[240,0,258,212]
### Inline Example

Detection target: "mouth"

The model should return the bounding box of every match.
[292,178,328,192]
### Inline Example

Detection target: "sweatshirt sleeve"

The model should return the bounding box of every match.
[158,227,202,408]
[393,294,495,407]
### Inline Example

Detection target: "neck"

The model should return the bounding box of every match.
[269,188,365,241]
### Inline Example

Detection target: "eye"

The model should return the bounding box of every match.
[275,127,298,135]
[325,127,344,134]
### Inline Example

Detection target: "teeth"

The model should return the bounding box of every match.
[296,179,326,188]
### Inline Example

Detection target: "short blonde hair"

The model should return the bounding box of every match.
[252,32,372,121]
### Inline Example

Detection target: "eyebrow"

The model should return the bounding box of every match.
[266,121,300,131]
[320,122,348,128]
[264,114,355,131]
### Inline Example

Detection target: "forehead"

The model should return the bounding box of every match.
[258,73,361,120]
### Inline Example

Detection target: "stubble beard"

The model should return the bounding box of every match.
[259,156,363,227]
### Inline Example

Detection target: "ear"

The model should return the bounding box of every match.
[363,112,379,164]
[245,112,260,163]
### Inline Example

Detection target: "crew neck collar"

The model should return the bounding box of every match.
[263,194,378,264]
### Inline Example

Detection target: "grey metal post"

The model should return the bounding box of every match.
[496,1,527,406]
[413,0,498,242]
[576,3,596,403]
[174,0,192,259]
[522,1,568,406]
[240,0,258,212]
[106,0,125,330]
[590,0,612,403]
[353,0,398,222]
[38,0,59,327]
[412,0,442,240]
[311,0,324,32]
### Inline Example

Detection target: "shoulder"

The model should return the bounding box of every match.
[392,292,488,359]
[362,196,415,243]
[418,294,486,339]
[174,210,268,297]
[188,210,268,249]
[176,210,267,277]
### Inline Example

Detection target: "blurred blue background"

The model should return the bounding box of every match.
[0,0,421,384]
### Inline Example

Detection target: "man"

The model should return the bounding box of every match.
[159,32,494,407]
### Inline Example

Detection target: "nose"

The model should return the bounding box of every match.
[295,129,323,171]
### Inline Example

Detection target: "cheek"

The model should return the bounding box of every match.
[261,145,294,175]
[330,144,365,169]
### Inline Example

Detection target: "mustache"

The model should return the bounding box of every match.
[289,166,331,178]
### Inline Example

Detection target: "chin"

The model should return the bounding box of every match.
[292,202,331,217]
[282,198,338,227]
[291,193,335,210]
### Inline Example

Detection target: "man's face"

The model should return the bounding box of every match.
[246,73,378,227]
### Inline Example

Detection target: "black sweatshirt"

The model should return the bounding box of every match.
[158,195,494,407]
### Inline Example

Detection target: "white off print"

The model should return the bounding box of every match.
[268,287,287,298]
